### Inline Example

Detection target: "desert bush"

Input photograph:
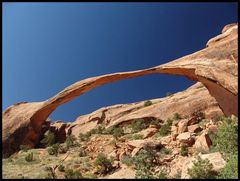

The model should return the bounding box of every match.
[144,100,152,107]
[180,144,188,156]
[133,147,163,179]
[64,169,82,179]
[58,164,65,172]
[78,133,90,141]
[78,126,107,142]
[121,155,134,166]
[19,145,31,152]
[135,167,154,179]
[154,118,173,138]
[136,168,164,179]
[94,125,106,134]
[131,119,148,133]
[130,134,143,140]
[209,116,238,156]
[150,118,161,128]
[47,143,59,156]
[112,127,124,138]
[173,113,181,120]
[84,172,97,178]
[58,144,68,154]
[102,127,114,134]
[187,156,216,179]
[79,148,87,157]
[217,153,238,179]
[191,111,204,123]
[160,147,172,155]
[94,153,113,175]
[133,149,155,170]
[157,169,167,179]
[40,130,56,147]
[25,152,34,162]
[65,134,77,148]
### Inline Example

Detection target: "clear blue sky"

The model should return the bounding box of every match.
[3,3,238,122]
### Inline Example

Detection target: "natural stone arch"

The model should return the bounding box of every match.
[2,23,238,157]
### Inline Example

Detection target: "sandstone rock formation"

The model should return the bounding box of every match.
[2,23,237,157]
[70,82,222,138]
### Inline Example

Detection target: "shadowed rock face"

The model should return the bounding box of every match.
[2,23,238,157]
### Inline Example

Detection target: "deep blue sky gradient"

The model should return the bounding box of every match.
[3,3,238,122]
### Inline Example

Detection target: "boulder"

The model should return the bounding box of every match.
[188,124,202,133]
[176,132,195,146]
[207,125,218,134]
[139,127,158,139]
[171,125,178,141]
[177,119,188,134]
[193,132,212,153]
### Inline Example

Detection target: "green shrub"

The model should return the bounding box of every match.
[78,133,90,141]
[58,144,68,154]
[84,172,97,178]
[131,119,148,133]
[157,169,167,179]
[144,100,152,107]
[121,155,134,166]
[150,118,161,128]
[47,143,59,156]
[112,127,124,138]
[160,147,172,155]
[66,134,77,148]
[58,164,65,172]
[187,156,216,179]
[64,169,82,179]
[130,134,143,140]
[158,123,171,136]
[133,149,156,170]
[25,152,34,162]
[86,125,106,136]
[40,130,56,147]
[209,116,238,156]
[191,111,204,123]
[94,125,106,134]
[19,145,31,152]
[133,148,161,179]
[79,148,87,157]
[94,153,113,175]
[217,153,238,179]
[102,127,114,135]
[78,126,106,142]
[173,113,181,120]
[180,144,188,156]
[135,167,154,179]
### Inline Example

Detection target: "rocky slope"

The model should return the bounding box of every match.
[2,23,238,158]
[3,112,237,179]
